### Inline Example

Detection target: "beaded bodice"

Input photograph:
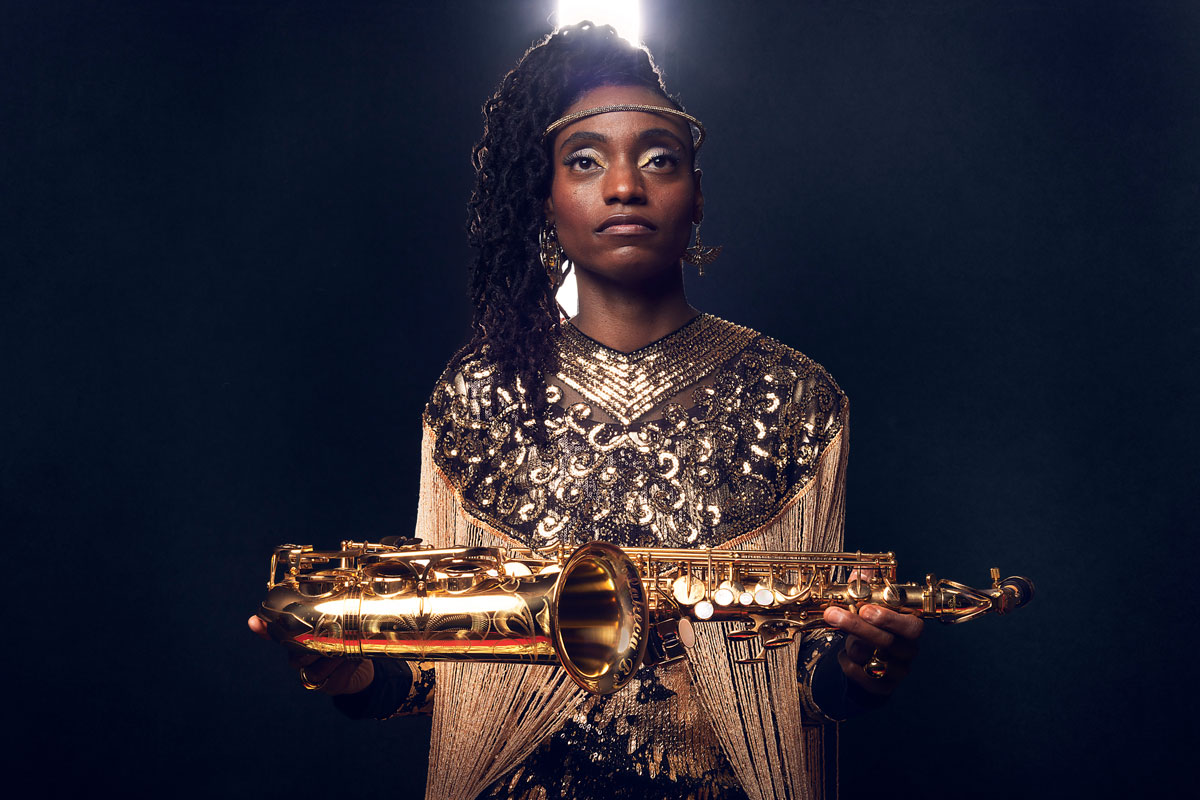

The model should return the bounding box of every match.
[424,314,845,551]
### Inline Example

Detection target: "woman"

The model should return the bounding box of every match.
[250,22,922,800]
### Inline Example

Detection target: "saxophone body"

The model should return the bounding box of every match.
[259,540,649,695]
[258,539,1033,695]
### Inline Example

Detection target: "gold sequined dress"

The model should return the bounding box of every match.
[409,314,850,800]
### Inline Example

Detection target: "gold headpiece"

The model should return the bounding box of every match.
[542,103,706,151]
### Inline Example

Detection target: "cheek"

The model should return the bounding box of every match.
[665,193,696,246]
[551,187,593,251]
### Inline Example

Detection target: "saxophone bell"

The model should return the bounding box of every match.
[550,541,650,695]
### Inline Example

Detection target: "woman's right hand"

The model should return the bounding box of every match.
[247,615,375,696]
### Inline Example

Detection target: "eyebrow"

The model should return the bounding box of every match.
[558,131,607,153]
[637,128,689,150]
[557,127,692,155]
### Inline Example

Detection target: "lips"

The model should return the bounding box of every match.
[596,214,656,234]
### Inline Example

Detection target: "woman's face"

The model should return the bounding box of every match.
[545,85,703,285]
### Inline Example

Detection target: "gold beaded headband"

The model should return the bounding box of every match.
[542,103,706,151]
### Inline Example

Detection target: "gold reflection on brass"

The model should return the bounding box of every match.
[259,540,1033,695]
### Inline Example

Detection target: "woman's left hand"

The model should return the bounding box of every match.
[823,603,924,697]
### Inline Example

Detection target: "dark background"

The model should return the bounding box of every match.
[4,1,1197,797]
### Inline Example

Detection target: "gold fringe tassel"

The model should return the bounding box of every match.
[685,407,848,800]
[417,427,590,800]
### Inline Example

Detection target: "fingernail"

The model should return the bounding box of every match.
[862,606,882,622]
[825,607,846,623]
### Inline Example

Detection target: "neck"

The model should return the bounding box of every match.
[569,264,699,353]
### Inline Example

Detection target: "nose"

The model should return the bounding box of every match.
[603,156,646,205]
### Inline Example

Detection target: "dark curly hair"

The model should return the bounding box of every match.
[466,22,686,418]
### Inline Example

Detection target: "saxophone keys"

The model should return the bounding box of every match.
[781,584,810,603]
[361,561,418,597]
[672,575,707,605]
[726,624,759,640]
[759,623,796,649]
[713,579,744,607]
[502,561,534,577]
[677,616,696,647]
[752,575,796,606]
[434,570,484,593]
[652,616,696,663]
[847,578,872,602]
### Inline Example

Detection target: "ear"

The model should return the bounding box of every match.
[692,169,705,225]
[543,196,556,225]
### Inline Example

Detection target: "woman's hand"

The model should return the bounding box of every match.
[247,615,375,696]
[822,603,924,697]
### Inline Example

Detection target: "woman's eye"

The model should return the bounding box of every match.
[564,151,603,171]
[641,151,680,170]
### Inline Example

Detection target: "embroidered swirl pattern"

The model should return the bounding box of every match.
[425,315,845,550]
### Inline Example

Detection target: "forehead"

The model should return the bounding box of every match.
[553,85,693,150]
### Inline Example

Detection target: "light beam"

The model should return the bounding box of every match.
[556,0,641,45]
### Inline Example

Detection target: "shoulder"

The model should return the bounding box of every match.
[712,317,846,408]
[707,319,848,451]
[423,343,528,426]
[424,344,486,414]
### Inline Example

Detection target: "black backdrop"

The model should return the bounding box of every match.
[5,1,1197,797]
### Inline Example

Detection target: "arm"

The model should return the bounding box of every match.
[332,660,436,721]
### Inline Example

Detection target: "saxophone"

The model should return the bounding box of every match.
[257,538,1034,695]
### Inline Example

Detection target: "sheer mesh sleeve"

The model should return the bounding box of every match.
[333,660,436,721]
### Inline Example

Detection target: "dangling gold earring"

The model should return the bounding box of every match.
[539,221,567,288]
[682,222,722,277]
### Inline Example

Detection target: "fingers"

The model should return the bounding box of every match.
[824,605,923,649]
[827,602,924,695]
[247,615,271,640]
[823,606,892,651]
[825,604,922,661]
[861,604,925,642]
[842,633,876,665]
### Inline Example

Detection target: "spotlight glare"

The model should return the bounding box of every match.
[557,0,642,45]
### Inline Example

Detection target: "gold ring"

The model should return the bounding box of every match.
[864,651,889,680]
[299,666,327,691]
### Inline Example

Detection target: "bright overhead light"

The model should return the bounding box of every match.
[557,0,642,45]
[553,0,641,319]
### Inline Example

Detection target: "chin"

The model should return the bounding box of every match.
[575,258,682,287]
